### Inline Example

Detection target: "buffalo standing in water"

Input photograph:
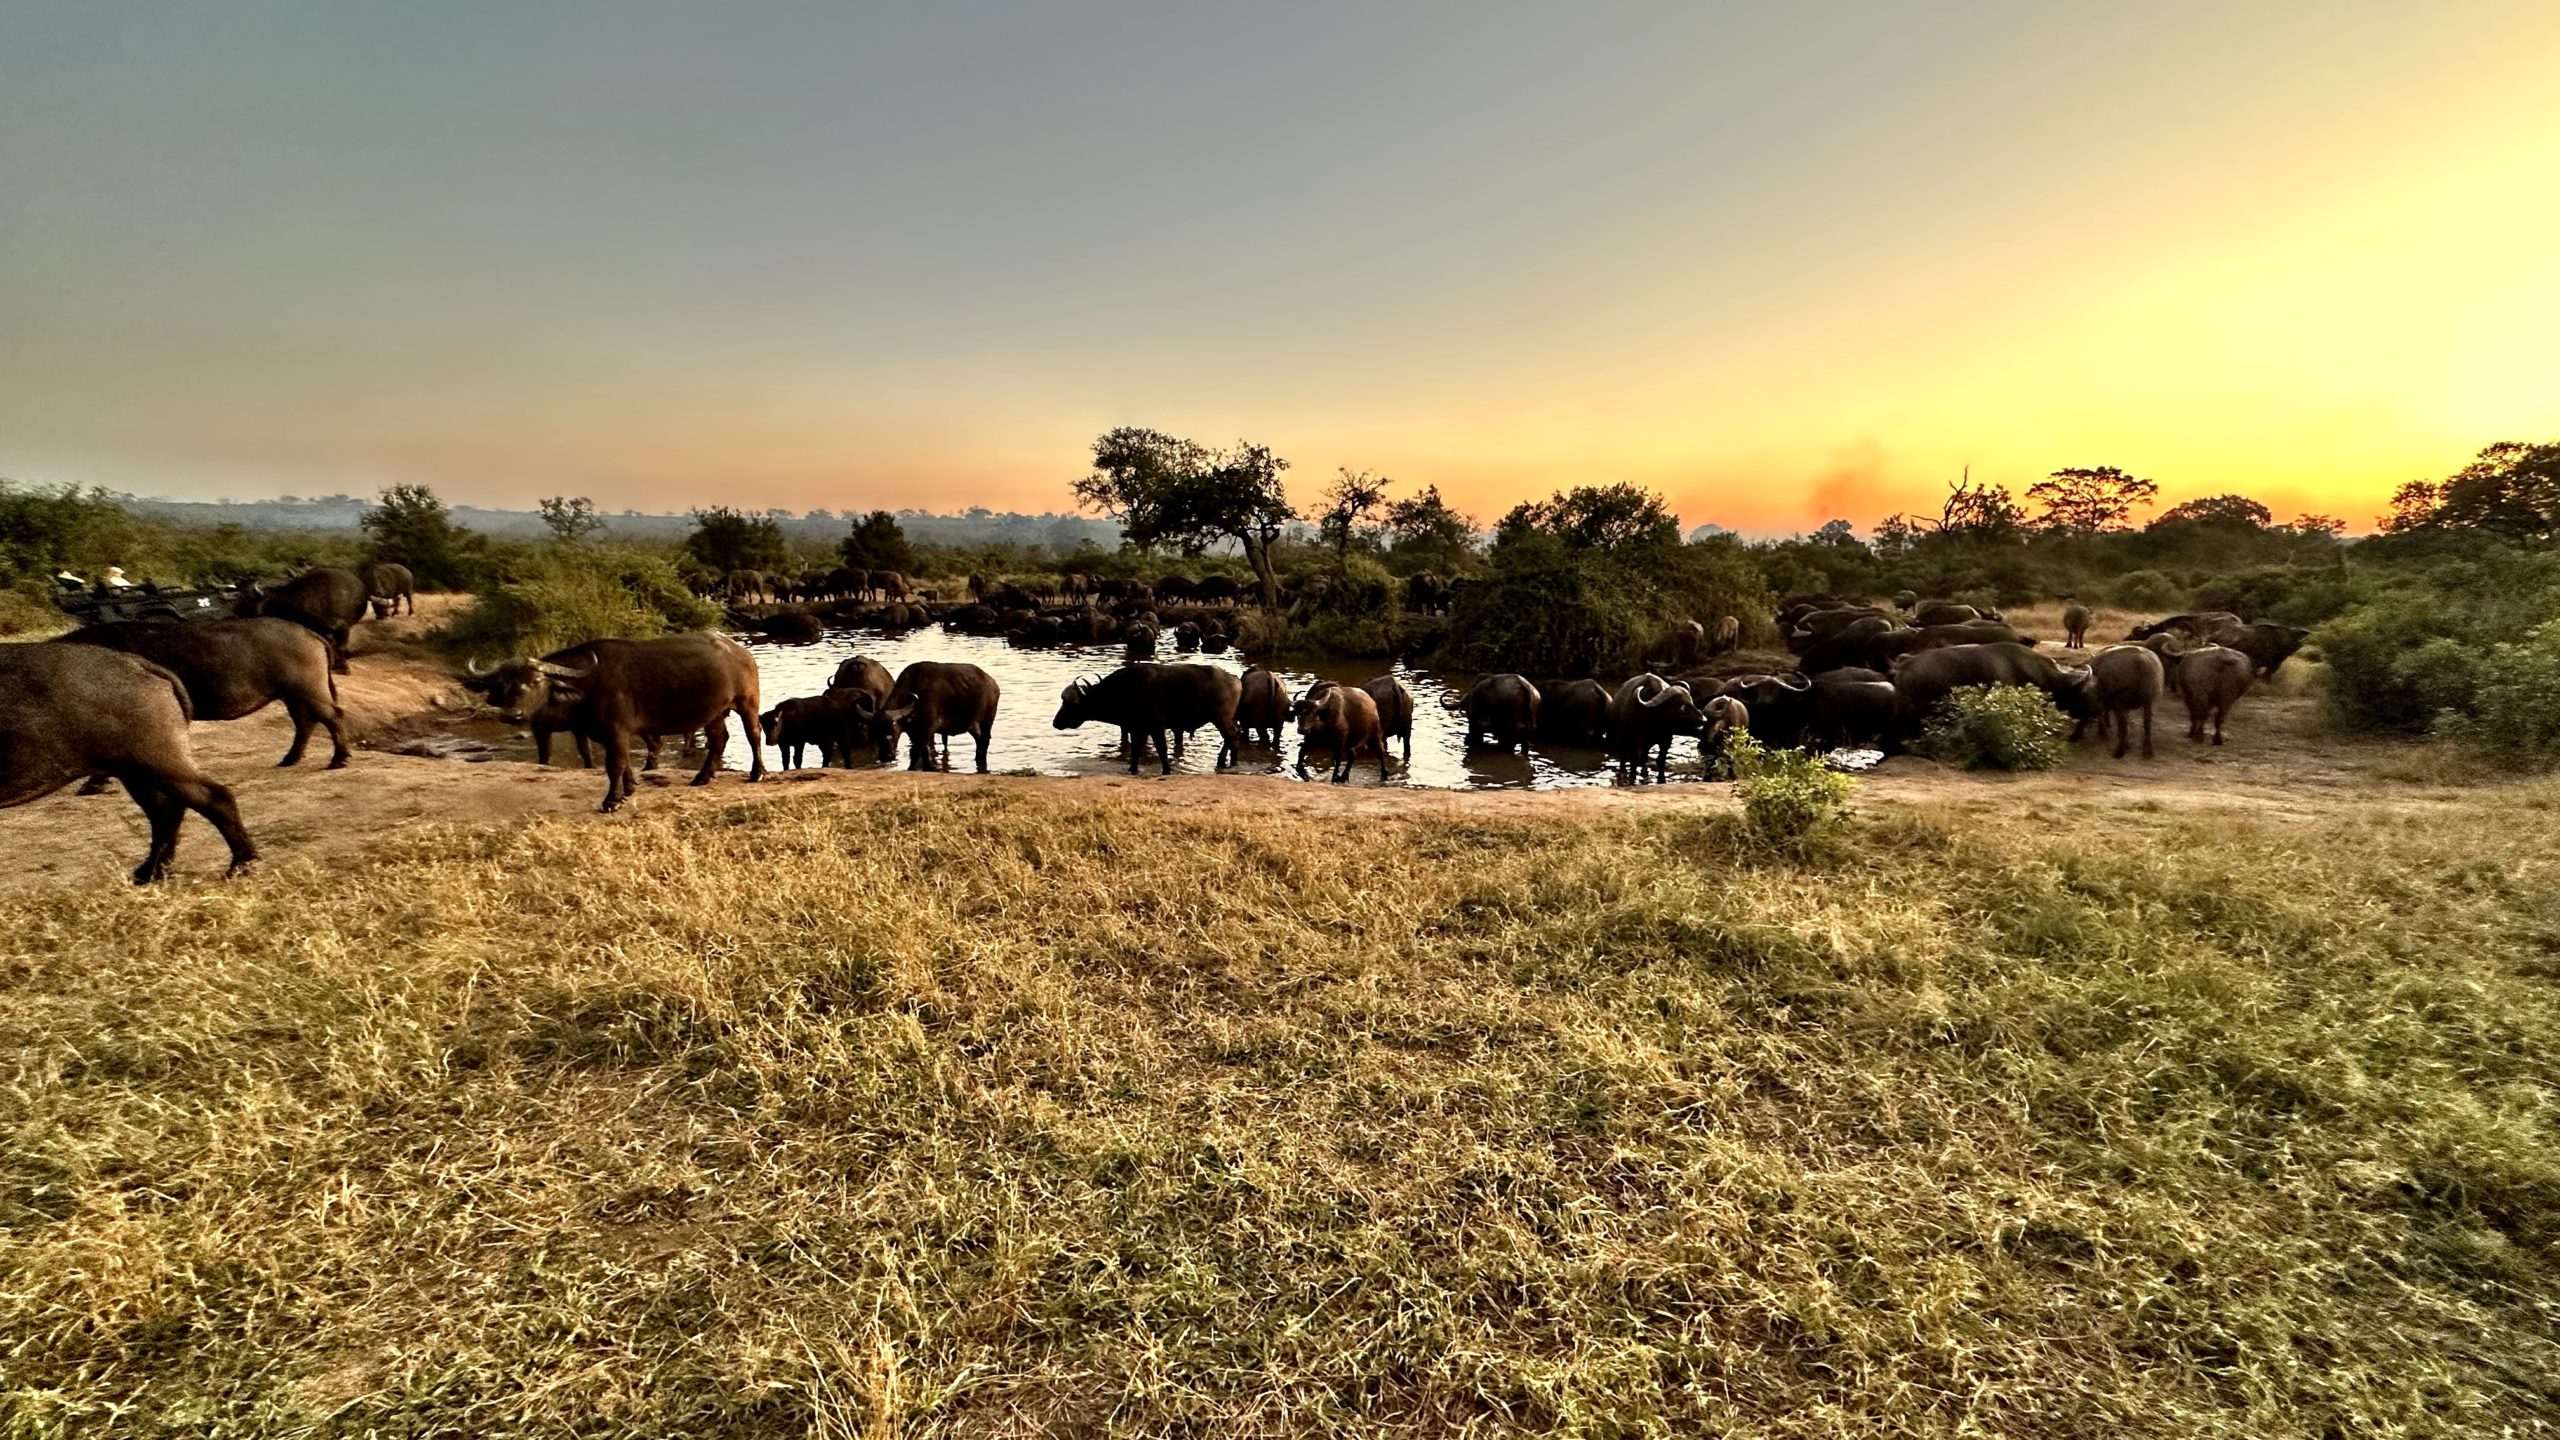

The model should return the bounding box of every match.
[1607,674,1704,783]
[1291,682,1388,784]
[1235,667,1289,747]
[877,661,1000,772]
[56,617,351,770]
[0,645,257,883]
[1053,664,1243,774]
[467,633,764,811]
[1445,673,1541,752]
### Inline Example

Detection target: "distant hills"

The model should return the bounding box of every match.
[110,493,1128,550]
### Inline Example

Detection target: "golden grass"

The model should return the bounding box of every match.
[3,786,2557,1436]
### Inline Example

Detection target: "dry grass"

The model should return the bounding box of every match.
[3,785,2558,1437]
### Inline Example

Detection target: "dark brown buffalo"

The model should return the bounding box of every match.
[1796,615,1898,675]
[1787,605,1894,653]
[1363,675,1415,761]
[762,688,882,769]
[2165,644,2253,745]
[466,633,764,811]
[1537,677,1612,744]
[1911,601,1982,627]
[2127,611,2241,643]
[0,645,256,883]
[1890,641,2097,731]
[1607,673,1704,782]
[1292,682,1387,783]
[236,566,372,673]
[367,562,416,617]
[2207,621,2310,679]
[2072,643,2164,759]
[1860,620,2033,672]
[55,617,350,769]
[1054,663,1242,774]
[1237,667,1289,747]
[2062,603,2092,649]
[879,661,999,772]
[1718,668,1903,751]
[1446,673,1541,751]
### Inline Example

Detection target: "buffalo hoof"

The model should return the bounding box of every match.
[130,862,166,886]
[77,775,113,797]
[690,775,712,786]
[327,755,351,769]
[224,855,258,878]
[600,798,624,814]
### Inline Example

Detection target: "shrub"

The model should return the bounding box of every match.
[2110,569,2184,611]
[441,546,720,658]
[2189,565,2372,628]
[0,588,66,637]
[1921,684,2071,771]
[2317,597,2459,734]
[1727,731,1854,846]
[2442,620,2560,765]
[1440,533,1770,675]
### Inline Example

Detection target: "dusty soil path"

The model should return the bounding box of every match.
[0,602,2472,891]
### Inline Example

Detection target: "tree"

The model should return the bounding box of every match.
[2290,513,2346,539]
[1493,483,1680,556]
[1810,519,1866,550]
[2028,466,2158,534]
[2380,479,2441,534]
[1882,473,2025,546]
[2429,441,2560,544]
[360,483,477,588]
[537,495,605,544]
[1073,427,1293,606]
[682,506,790,577]
[1384,485,1476,569]
[1311,468,1390,567]
[839,509,917,573]
[2153,494,2272,530]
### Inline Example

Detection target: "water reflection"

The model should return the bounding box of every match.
[708,623,1727,790]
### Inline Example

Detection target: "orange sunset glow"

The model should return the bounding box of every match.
[3,3,2556,532]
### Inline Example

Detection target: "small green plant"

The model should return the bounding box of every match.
[1922,684,2071,771]
[441,545,720,658]
[1727,731,1854,845]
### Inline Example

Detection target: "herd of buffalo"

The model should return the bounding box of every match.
[0,564,2311,883]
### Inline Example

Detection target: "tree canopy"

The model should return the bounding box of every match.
[361,484,480,588]
[839,509,917,573]
[2153,494,2272,530]
[682,507,791,576]
[1494,483,1680,557]
[537,496,606,545]
[2029,466,2158,534]
[1074,427,1293,604]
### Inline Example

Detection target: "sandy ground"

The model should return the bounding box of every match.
[0,597,2458,891]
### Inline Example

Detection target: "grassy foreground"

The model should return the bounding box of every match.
[3,786,2557,1438]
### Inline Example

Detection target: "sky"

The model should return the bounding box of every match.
[4,2,2557,536]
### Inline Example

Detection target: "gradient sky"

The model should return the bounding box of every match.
[5,2,2557,534]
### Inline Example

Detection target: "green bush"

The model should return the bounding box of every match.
[1440,534,1770,675]
[441,546,720,659]
[2440,620,2560,764]
[2110,569,2184,611]
[2317,597,2460,734]
[0,588,67,637]
[2189,565,2371,628]
[1727,732,1854,846]
[1920,684,2071,771]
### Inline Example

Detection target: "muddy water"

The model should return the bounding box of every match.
[705,623,1728,790]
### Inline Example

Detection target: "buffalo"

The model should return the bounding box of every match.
[467,633,765,811]
[1237,667,1290,747]
[1860,619,2033,672]
[0,644,257,883]
[1709,614,1743,655]
[2072,644,2164,759]
[762,694,854,769]
[1718,669,1903,751]
[1291,682,1388,783]
[2062,603,2092,649]
[1055,663,1243,774]
[1890,642,2096,732]
[2164,644,2254,745]
[1363,675,1416,761]
[237,566,372,674]
[1446,673,1541,751]
[2128,611,2241,644]
[55,617,351,770]
[368,562,416,618]
[879,661,999,772]
[2207,621,2310,679]
[1911,601,1982,627]
[1537,677,1612,744]
[1607,673,1704,782]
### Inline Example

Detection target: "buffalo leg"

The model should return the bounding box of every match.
[692,719,726,786]
[601,732,633,811]
[2139,702,2154,759]
[329,628,351,675]
[736,704,765,782]
[972,725,990,773]
[1214,719,1240,771]
[167,771,256,876]
[2211,702,2227,746]
[535,727,554,766]
[1294,740,1313,780]
[123,775,184,885]
[77,774,113,796]
[1155,727,1174,775]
